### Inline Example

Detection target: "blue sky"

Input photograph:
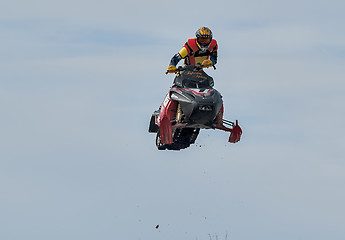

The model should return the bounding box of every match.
[1,0,345,240]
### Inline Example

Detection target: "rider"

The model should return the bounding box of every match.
[166,27,218,73]
[166,27,225,127]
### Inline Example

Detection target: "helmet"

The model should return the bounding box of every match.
[196,27,213,39]
[195,27,213,51]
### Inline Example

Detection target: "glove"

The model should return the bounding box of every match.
[202,59,213,68]
[166,65,178,73]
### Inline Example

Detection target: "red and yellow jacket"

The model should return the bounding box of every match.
[170,38,218,66]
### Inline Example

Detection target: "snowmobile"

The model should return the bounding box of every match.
[148,64,242,150]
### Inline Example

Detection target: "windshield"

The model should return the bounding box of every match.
[183,79,211,89]
[174,69,214,89]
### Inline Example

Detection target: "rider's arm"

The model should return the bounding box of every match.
[209,41,218,65]
[210,51,218,65]
[169,45,189,66]
[170,53,182,66]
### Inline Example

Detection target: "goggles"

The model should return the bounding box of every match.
[198,36,211,44]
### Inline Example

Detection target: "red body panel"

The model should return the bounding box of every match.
[157,93,178,144]
[157,93,177,127]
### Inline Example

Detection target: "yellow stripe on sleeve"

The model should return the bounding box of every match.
[178,47,188,58]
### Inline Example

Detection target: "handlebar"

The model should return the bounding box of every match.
[166,64,216,74]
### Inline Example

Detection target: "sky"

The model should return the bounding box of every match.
[1,0,345,239]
